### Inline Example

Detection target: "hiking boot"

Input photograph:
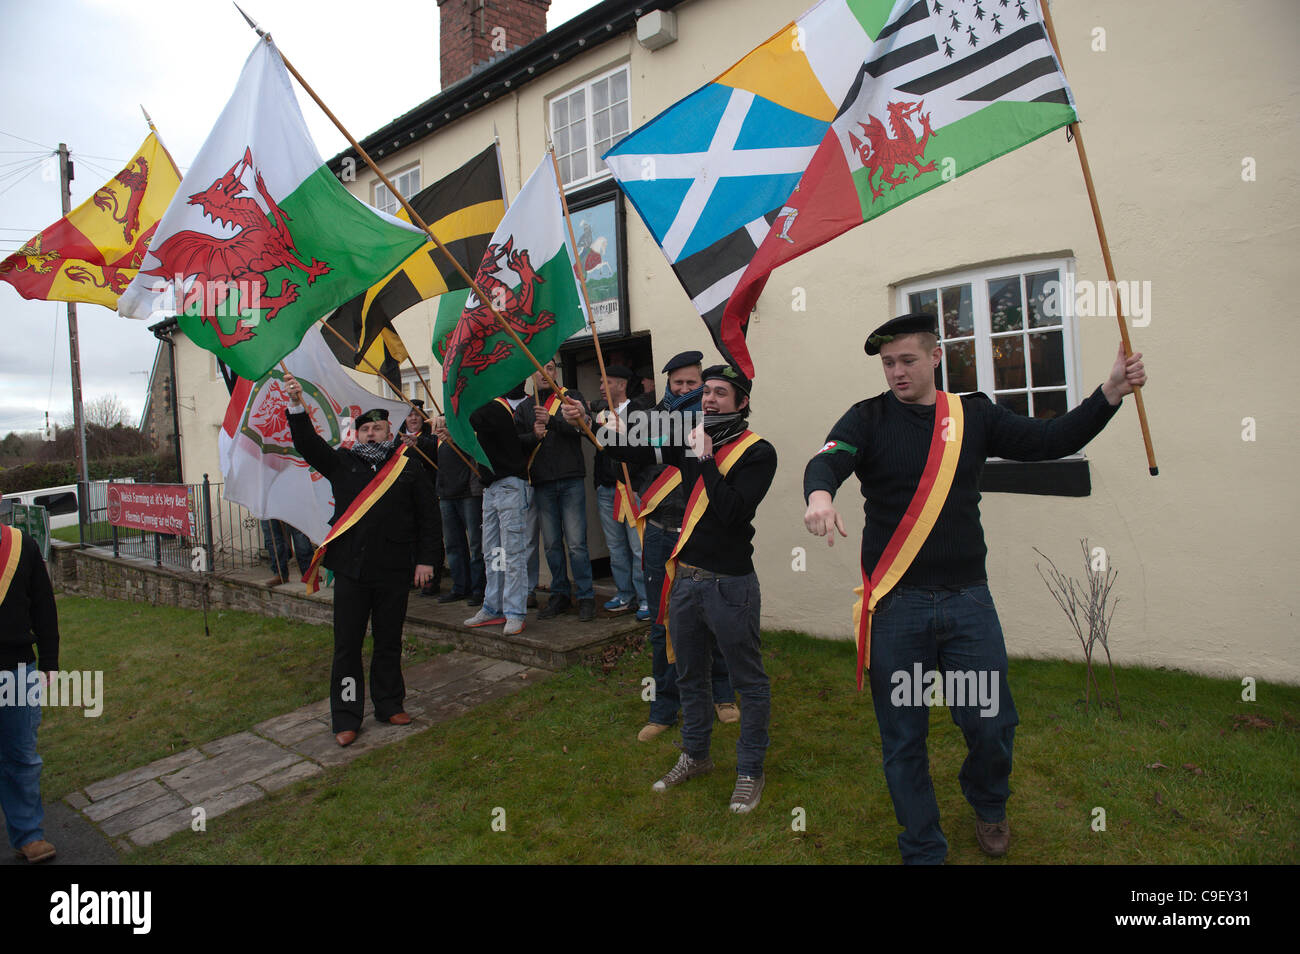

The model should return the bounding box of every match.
[503,618,526,637]
[16,839,56,863]
[638,722,671,742]
[975,816,1011,857]
[467,593,484,608]
[715,702,740,724]
[652,752,713,792]
[729,774,765,814]
[438,591,466,604]
[578,598,596,622]
[527,592,538,609]
[464,609,506,628]
[538,594,571,620]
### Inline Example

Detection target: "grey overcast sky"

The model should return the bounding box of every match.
[0,0,602,435]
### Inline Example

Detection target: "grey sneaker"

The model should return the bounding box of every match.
[729,774,764,813]
[652,752,714,792]
[503,618,525,636]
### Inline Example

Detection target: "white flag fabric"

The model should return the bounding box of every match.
[218,326,410,543]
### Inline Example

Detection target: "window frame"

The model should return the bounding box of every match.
[372,164,421,218]
[897,255,1082,414]
[548,63,631,191]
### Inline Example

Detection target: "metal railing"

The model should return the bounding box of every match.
[77,476,268,573]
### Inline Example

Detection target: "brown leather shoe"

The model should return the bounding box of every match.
[17,839,56,863]
[975,816,1011,857]
[335,730,358,747]
[386,712,412,726]
[637,722,671,742]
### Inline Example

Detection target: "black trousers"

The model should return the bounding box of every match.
[331,572,409,732]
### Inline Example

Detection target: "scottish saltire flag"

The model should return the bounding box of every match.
[726,0,1078,339]
[441,156,588,467]
[218,325,408,543]
[604,0,888,375]
[118,40,427,380]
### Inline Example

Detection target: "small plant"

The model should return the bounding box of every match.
[1034,539,1121,716]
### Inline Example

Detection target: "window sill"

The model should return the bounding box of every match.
[979,458,1090,497]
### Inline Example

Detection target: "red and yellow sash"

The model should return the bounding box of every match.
[658,430,762,662]
[632,466,684,542]
[851,392,965,689]
[303,447,411,593]
[0,525,23,604]
[527,389,566,473]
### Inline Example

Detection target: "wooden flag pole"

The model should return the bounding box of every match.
[232,10,563,418]
[1039,0,1158,476]
[548,147,638,490]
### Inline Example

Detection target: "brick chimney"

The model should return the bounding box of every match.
[438,0,552,90]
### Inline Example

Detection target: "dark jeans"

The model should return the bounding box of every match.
[330,573,409,732]
[867,583,1019,865]
[262,520,313,578]
[670,571,769,777]
[644,523,733,724]
[440,495,485,598]
[535,476,595,600]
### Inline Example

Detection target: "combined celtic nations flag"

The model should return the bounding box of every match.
[724,0,1078,338]
[439,155,588,467]
[324,143,508,380]
[218,325,408,544]
[0,132,181,309]
[117,39,427,380]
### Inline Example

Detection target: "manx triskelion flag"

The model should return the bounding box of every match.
[0,132,181,309]
[440,155,587,467]
[725,0,1078,335]
[117,39,426,381]
[324,142,508,379]
[603,0,883,377]
[218,325,409,544]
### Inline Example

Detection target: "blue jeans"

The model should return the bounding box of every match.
[440,496,485,598]
[534,476,595,600]
[526,491,539,593]
[644,522,733,724]
[262,520,314,578]
[482,477,531,622]
[670,572,769,777]
[867,583,1019,865]
[0,665,45,850]
[596,484,646,605]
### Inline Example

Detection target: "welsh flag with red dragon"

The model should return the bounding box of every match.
[117,39,427,380]
[436,155,588,468]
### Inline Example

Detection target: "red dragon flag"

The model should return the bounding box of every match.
[218,324,409,544]
[723,0,1079,340]
[0,132,181,309]
[117,39,427,380]
[439,155,588,467]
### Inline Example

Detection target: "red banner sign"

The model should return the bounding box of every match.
[106,483,195,536]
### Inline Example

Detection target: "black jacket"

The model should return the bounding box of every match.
[516,388,591,484]
[288,408,439,582]
[0,527,59,671]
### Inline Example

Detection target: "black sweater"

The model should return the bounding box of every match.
[0,528,59,671]
[470,400,528,486]
[516,388,590,484]
[803,387,1121,586]
[607,434,777,576]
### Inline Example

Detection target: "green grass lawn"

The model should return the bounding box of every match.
[36,595,1294,865]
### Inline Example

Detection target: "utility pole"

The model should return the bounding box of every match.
[58,142,90,487]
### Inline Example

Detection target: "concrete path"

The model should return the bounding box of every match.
[42,650,546,856]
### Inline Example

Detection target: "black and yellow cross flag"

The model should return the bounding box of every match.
[325,143,507,376]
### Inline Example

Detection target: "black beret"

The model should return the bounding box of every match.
[409,398,425,409]
[605,364,635,380]
[701,363,751,397]
[661,350,704,374]
[864,313,939,355]
[356,408,390,425]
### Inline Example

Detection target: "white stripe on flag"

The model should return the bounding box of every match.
[691,264,746,315]
[800,0,874,109]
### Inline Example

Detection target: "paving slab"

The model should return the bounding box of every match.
[83,748,204,802]
[101,791,189,838]
[83,780,172,823]
[162,740,302,803]
[257,760,325,793]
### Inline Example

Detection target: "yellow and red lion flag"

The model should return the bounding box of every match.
[0,132,181,309]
